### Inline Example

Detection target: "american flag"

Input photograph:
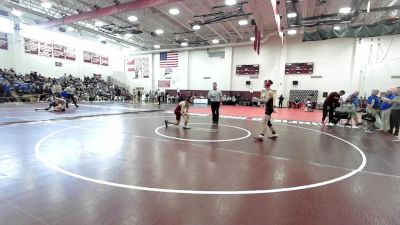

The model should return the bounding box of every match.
[160,52,178,68]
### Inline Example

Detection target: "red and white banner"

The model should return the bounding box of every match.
[100,55,109,66]
[0,32,8,50]
[158,80,170,88]
[24,38,39,55]
[53,44,65,59]
[65,47,76,61]
[126,56,150,79]
[39,42,53,57]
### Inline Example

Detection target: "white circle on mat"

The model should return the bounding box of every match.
[35,117,367,195]
[155,123,251,142]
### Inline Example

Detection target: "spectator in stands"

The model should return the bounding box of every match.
[322,90,345,126]
[278,94,284,108]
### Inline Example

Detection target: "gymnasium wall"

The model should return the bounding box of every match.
[0,27,125,81]
[2,15,400,103]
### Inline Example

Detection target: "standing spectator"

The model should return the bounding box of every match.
[366,89,382,132]
[137,89,142,102]
[350,91,361,110]
[208,82,223,125]
[381,89,395,132]
[389,87,400,136]
[322,90,346,126]
[66,85,79,108]
[278,94,284,108]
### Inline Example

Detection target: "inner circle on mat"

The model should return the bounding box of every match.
[154,123,251,142]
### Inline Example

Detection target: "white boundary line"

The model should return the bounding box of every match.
[35,116,367,195]
[155,123,251,142]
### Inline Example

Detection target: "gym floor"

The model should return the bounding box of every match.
[0,102,399,225]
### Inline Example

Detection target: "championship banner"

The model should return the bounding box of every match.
[39,42,53,57]
[24,38,39,55]
[91,52,100,65]
[53,44,65,59]
[158,80,170,88]
[65,47,76,61]
[126,56,150,79]
[83,50,92,63]
[0,32,8,50]
[100,55,109,66]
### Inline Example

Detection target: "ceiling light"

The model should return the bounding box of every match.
[125,33,133,38]
[192,24,201,30]
[288,29,297,35]
[250,37,255,41]
[95,21,104,27]
[128,16,138,22]
[11,10,22,16]
[287,12,297,18]
[225,0,236,6]
[334,26,341,30]
[41,1,52,8]
[181,42,188,47]
[155,29,164,35]
[66,27,74,32]
[154,44,161,49]
[238,19,248,25]
[339,7,352,14]
[212,39,219,44]
[169,8,180,15]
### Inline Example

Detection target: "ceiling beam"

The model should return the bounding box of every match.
[178,2,229,43]
[153,7,208,41]
[35,0,182,28]
[2,1,143,48]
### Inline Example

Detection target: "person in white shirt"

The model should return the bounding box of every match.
[208,82,223,125]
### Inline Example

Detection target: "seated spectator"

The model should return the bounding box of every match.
[304,97,313,112]
[293,98,301,109]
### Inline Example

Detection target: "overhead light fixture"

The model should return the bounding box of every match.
[125,33,133,38]
[225,0,237,6]
[128,16,138,22]
[212,39,220,44]
[95,21,104,27]
[169,8,180,15]
[11,10,22,16]
[288,29,297,35]
[238,19,248,25]
[287,12,297,18]
[66,27,74,32]
[339,7,352,14]
[154,44,161,49]
[192,24,201,30]
[41,1,52,8]
[155,29,164,35]
[250,37,255,41]
[181,42,188,47]
[334,26,341,30]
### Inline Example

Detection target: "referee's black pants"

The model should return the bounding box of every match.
[211,101,220,123]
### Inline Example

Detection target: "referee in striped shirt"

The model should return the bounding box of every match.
[208,82,223,125]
